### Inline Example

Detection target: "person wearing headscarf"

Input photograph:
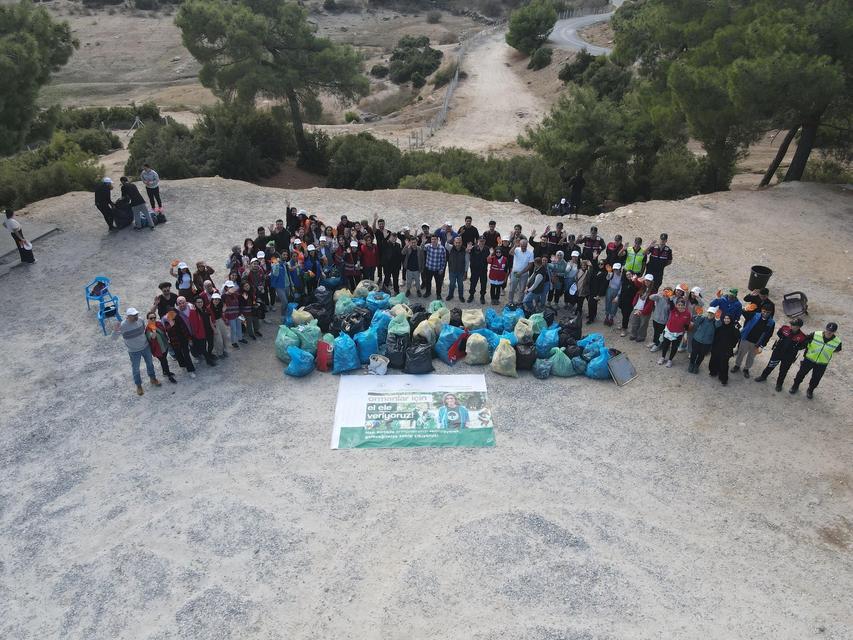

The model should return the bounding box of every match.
[709,313,740,385]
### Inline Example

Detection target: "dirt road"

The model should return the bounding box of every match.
[428,33,547,154]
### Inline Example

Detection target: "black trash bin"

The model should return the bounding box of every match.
[748,265,773,291]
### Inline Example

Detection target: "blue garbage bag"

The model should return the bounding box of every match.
[285,346,315,377]
[502,305,524,331]
[366,291,391,313]
[585,347,612,380]
[471,328,501,355]
[352,296,368,308]
[354,328,379,364]
[535,325,560,358]
[333,332,361,374]
[435,324,464,365]
[571,356,588,375]
[499,330,518,347]
[485,308,505,333]
[370,310,393,344]
[577,333,605,349]
[284,302,298,326]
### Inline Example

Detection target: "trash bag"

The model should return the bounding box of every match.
[388,313,410,337]
[285,346,315,377]
[558,328,577,349]
[389,292,409,306]
[320,274,342,289]
[386,333,410,369]
[582,345,601,362]
[471,328,501,355]
[565,344,583,358]
[354,279,379,298]
[490,338,518,377]
[533,358,553,380]
[449,307,463,327]
[502,305,525,331]
[543,306,558,327]
[289,308,311,326]
[295,321,321,355]
[275,324,301,362]
[333,332,361,374]
[549,347,578,377]
[284,302,298,326]
[428,308,449,336]
[404,342,434,374]
[465,333,491,365]
[367,354,389,375]
[577,333,605,349]
[390,303,412,318]
[462,308,486,330]
[585,348,612,380]
[435,324,464,365]
[413,320,437,345]
[561,316,583,341]
[515,343,537,370]
[571,356,588,375]
[366,291,391,313]
[428,299,447,314]
[410,311,430,333]
[535,325,560,358]
[335,296,356,317]
[314,286,333,309]
[409,303,426,314]
[447,330,469,364]
[514,317,534,343]
[351,296,368,310]
[315,338,333,372]
[370,310,393,344]
[528,313,547,336]
[333,288,352,302]
[485,307,505,333]
[340,310,371,337]
[354,328,379,364]
[500,330,518,347]
[302,303,333,333]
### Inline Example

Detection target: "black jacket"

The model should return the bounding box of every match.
[121,182,145,207]
[590,265,609,297]
[94,183,113,207]
[469,246,489,272]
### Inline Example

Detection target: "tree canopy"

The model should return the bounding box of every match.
[505,0,557,56]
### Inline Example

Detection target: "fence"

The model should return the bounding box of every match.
[557,5,613,20]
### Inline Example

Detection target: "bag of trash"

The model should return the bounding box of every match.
[291,308,314,326]
[333,332,361,374]
[565,344,583,358]
[462,308,486,330]
[464,333,491,365]
[585,348,612,380]
[366,291,391,313]
[560,316,583,341]
[351,296,368,310]
[284,302,298,326]
[499,330,518,347]
[410,311,430,332]
[528,312,547,336]
[571,356,588,375]
[340,310,370,337]
[314,286,333,309]
[550,347,579,377]
[533,358,553,380]
[543,306,558,327]
[449,307,463,327]
[367,354,389,375]
[285,346,315,377]
[354,328,379,364]
[386,333,410,369]
[578,333,605,349]
[490,338,518,377]
[447,330,469,364]
[413,320,437,345]
[409,303,426,314]
[435,324,464,365]
[515,342,537,370]
[404,342,434,374]
[535,325,560,358]
[471,328,501,355]
[514,317,534,342]
[275,325,300,362]
[390,303,412,318]
[428,308,450,336]
[485,307,505,333]
[333,288,352,302]
[354,279,378,298]
[315,338,333,372]
[428,299,447,314]
[502,305,525,331]
[370,310,393,344]
[295,320,321,355]
[387,313,410,337]
[335,296,356,317]
[389,292,409,307]
[582,345,601,362]
[302,303,332,333]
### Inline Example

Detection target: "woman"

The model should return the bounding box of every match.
[303,244,322,295]
[242,237,256,259]
[688,307,716,373]
[193,297,218,362]
[285,250,304,301]
[649,287,673,350]
[657,297,692,368]
[192,261,216,292]
[603,263,622,326]
[547,251,568,304]
[564,251,580,311]
[574,259,591,319]
[487,246,508,305]
[222,283,246,347]
[145,311,176,383]
[437,394,469,429]
[207,292,229,358]
[239,281,261,340]
[162,309,196,378]
[587,258,610,324]
[3,209,35,264]
[226,245,244,272]
[681,286,705,353]
[618,271,638,336]
[343,240,362,292]
[170,261,195,299]
[709,313,740,385]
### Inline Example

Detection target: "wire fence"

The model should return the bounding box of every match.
[557,6,613,20]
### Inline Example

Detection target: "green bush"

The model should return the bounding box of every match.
[298,129,331,174]
[426,10,441,23]
[649,146,701,200]
[0,133,104,209]
[327,132,403,190]
[124,119,203,179]
[432,62,458,88]
[389,35,443,84]
[66,128,122,155]
[527,47,553,70]
[411,71,426,89]
[506,0,557,55]
[398,172,470,195]
[134,0,160,9]
[370,64,389,78]
[801,157,853,184]
[344,111,361,123]
[54,103,161,131]
[558,49,595,83]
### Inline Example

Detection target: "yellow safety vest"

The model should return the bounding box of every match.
[805,331,841,365]
[625,247,644,273]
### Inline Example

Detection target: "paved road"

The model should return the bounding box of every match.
[549,1,624,55]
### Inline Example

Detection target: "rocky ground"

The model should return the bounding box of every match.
[1,179,851,639]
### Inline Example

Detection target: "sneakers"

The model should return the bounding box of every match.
[136,385,144,396]
[743,369,750,378]
[650,344,660,352]
[657,357,665,365]
[620,330,627,337]
[459,296,465,302]
[678,343,687,352]
[754,375,767,382]
[150,377,161,386]
[731,365,740,373]
[665,360,673,368]
[168,375,177,384]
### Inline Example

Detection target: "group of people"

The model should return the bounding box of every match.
[95,164,164,231]
[114,203,842,399]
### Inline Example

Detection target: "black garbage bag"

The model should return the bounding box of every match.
[450,307,463,327]
[558,329,577,349]
[341,309,371,336]
[410,311,430,334]
[314,286,334,311]
[565,344,583,359]
[533,358,553,380]
[404,342,434,374]
[409,303,426,314]
[386,333,410,369]
[515,343,537,370]
[302,303,333,333]
[560,316,583,341]
[543,306,558,327]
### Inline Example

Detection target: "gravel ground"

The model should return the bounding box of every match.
[1,179,851,639]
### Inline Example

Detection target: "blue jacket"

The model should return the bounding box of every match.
[691,314,717,345]
[710,296,743,324]
[741,313,776,347]
[269,262,291,291]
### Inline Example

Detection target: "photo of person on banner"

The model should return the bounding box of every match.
[438,393,470,429]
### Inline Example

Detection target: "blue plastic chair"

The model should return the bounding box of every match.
[85,276,112,310]
[97,295,122,335]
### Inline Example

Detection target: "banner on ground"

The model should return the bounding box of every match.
[331,374,495,449]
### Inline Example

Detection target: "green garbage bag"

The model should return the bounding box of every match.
[389,292,409,307]
[428,299,447,314]
[335,295,356,316]
[274,325,300,363]
[528,313,547,336]
[388,313,410,337]
[295,320,321,355]
[514,317,534,343]
[549,347,578,377]
[490,338,518,377]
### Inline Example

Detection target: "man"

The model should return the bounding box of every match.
[445,236,467,302]
[567,169,585,216]
[423,235,447,300]
[755,318,808,391]
[731,303,775,378]
[372,215,391,283]
[119,177,155,230]
[176,296,217,367]
[507,238,535,305]
[710,288,744,325]
[645,233,673,289]
[269,259,291,322]
[482,220,501,249]
[317,236,334,266]
[360,235,379,281]
[459,216,479,247]
[622,237,645,275]
[113,307,161,395]
[544,223,565,256]
[507,224,526,246]
[790,322,842,399]
[268,219,291,254]
[605,234,624,266]
[152,282,178,318]
[95,177,116,231]
[140,163,162,211]
[468,237,489,304]
[437,220,457,246]
[381,233,403,293]
[3,209,35,264]
[336,215,352,238]
[743,287,775,321]
[580,226,605,262]
[402,236,423,297]
[254,226,270,253]
[523,256,550,312]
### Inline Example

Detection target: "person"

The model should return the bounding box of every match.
[239,281,261,340]
[712,288,744,325]
[436,220,457,246]
[628,274,655,342]
[618,271,638,336]
[162,308,197,378]
[487,246,508,305]
[523,256,549,312]
[372,215,390,284]
[605,234,624,266]
[437,394,469,429]
[743,287,775,321]
[790,322,842,399]
[603,263,622,326]
[144,311,176,383]
[688,307,717,373]
[423,235,447,300]
[343,240,362,292]
[580,226,605,262]
[140,163,162,211]
[303,245,322,295]
[113,307,161,395]
[709,314,740,385]
[482,220,501,249]
[544,223,565,256]
[754,318,807,391]
[268,219,291,256]
[567,169,585,216]
[254,226,270,253]
[3,209,35,264]
[587,258,609,323]
[192,261,216,292]
[95,177,116,231]
[207,292,230,359]
[151,282,178,318]
[507,238,534,305]
[170,261,195,299]
[547,250,568,305]
[648,287,672,351]
[222,282,246,347]
[459,215,479,247]
[445,236,467,302]
[193,297,219,364]
[731,303,775,378]
[644,233,672,289]
[268,256,292,320]
[468,237,489,304]
[563,251,580,311]
[680,286,705,353]
[623,237,645,275]
[176,296,217,366]
[226,245,244,272]
[359,235,379,281]
[656,297,691,368]
[119,176,155,230]
[402,237,423,297]
[574,259,592,319]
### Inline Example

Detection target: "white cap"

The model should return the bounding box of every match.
[444,220,452,226]
[570,250,580,257]
[256,251,265,259]
[691,286,702,295]
[350,241,358,247]
[250,257,259,263]
[103,177,113,184]
[613,263,622,269]
[126,307,139,315]
[707,306,718,314]
[224,280,235,288]
[293,239,301,245]
[177,262,188,269]
[676,283,688,292]
[644,274,654,281]
[307,244,316,251]
[319,235,328,242]
[402,225,410,231]
[211,293,221,300]
[560,198,566,204]
[298,209,307,216]
[421,222,429,228]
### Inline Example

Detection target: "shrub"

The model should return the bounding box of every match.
[124,119,202,179]
[134,0,159,9]
[432,62,458,88]
[801,157,853,184]
[370,64,389,78]
[323,0,337,10]
[426,10,441,23]
[558,49,595,83]
[649,146,701,200]
[344,111,361,123]
[327,133,403,190]
[298,129,331,174]
[506,0,557,55]
[480,0,503,18]
[389,35,443,85]
[527,47,553,70]
[53,103,161,131]
[438,31,458,45]
[399,172,470,195]
[411,71,426,89]
[66,128,122,155]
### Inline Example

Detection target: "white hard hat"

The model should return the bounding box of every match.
[613,263,622,269]
[256,251,265,259]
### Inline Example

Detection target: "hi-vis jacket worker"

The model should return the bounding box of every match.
[790,322,842,399]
